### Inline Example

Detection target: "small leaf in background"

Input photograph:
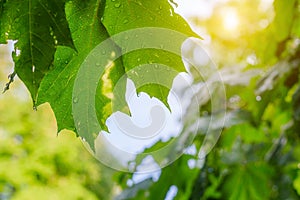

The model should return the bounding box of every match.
[293,170,300,195]
[271,0,296,42]
[117,155,199,200]
[292,86,300,122]
[222,163,273,200]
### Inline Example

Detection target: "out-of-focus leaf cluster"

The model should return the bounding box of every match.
[115,0,300,199]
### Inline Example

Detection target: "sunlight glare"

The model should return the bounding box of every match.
[223,10,239,31]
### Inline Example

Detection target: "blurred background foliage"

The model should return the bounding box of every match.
[115,0,300,199]
[1,0,300,199]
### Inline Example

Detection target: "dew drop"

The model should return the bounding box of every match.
[123,19,128,24]
[73,97,79,103]
[111,51,116,58]
[114,3,121,8]
[96,62,101,67]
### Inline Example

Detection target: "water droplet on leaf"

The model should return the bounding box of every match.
[73,97,79,103]
[111,51,116,58]
[114,3,121,7]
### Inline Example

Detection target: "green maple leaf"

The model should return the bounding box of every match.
[102,0,199,107]
[0,0,74,102]
[37,0,127,149]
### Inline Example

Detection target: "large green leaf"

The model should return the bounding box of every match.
[0,0,74,103]
[102,0,199,107]
[37,0,127,148]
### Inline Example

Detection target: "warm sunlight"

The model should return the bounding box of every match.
[222,9,239,32]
